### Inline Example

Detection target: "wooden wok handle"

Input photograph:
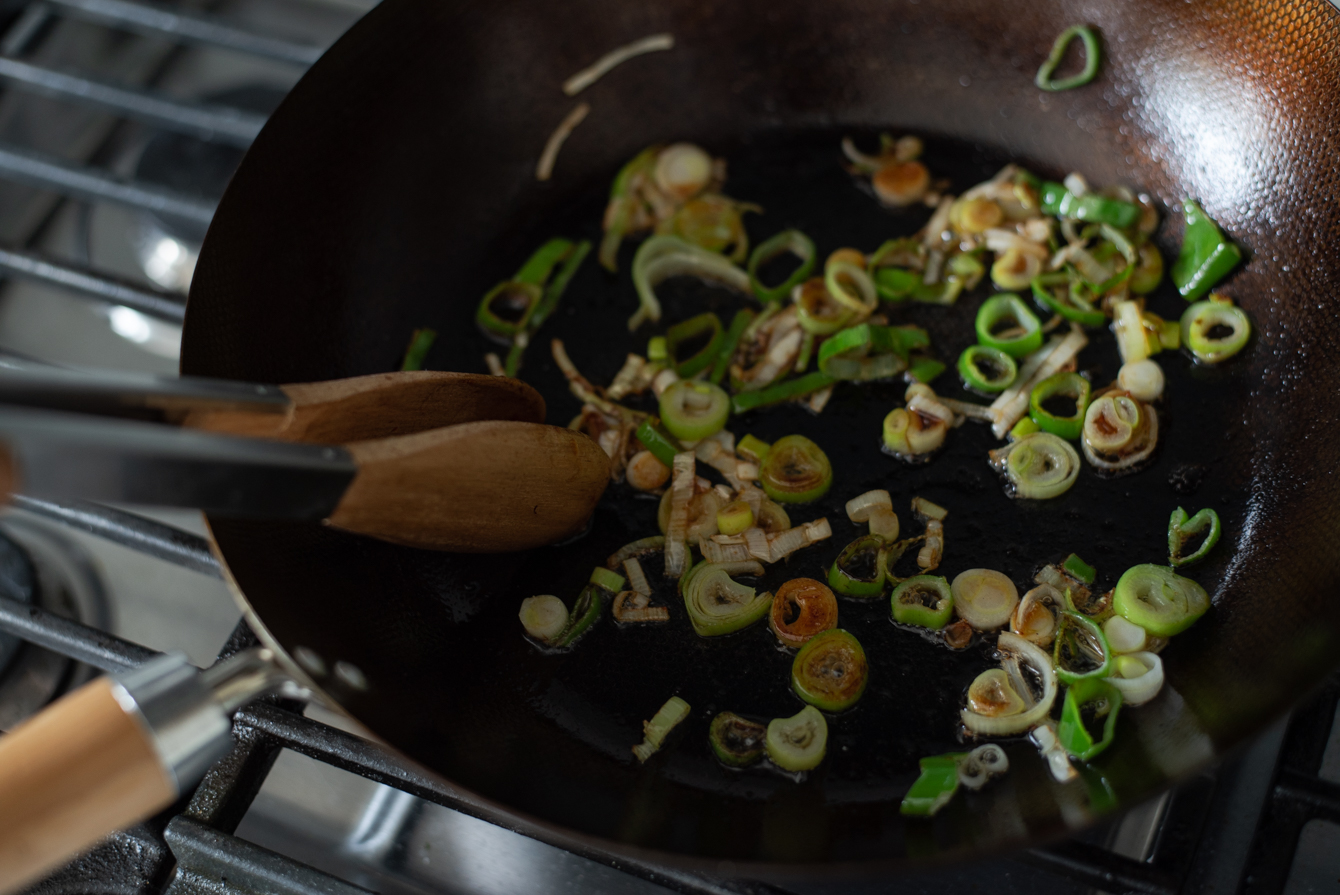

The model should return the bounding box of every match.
[182,371,546,444]
[0,678,176,894]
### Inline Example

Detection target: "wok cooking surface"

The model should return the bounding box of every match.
[184,0,1340,870]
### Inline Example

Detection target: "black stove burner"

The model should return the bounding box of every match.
[0,527,36,676]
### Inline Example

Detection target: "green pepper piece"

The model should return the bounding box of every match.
[1057,677,1123,760]
[553,584,604,647]
[709,712,767,767]
[514,237,576,286]
[1030,275,1107,328]
[907,357,946,384]
[1053,611,1112,684]
[873,267,922,302]
[1035,25,1102,92]
[399,328,437,372]
[900,754,966,817]
[1172,200,1242,301]
[1181,296,1251,363]
[666,312,724,379]
[1063,553,1097,585]
[891,575,954,630]
[1168,507,1221,567]
[828,534,887,597]
[710,309,755,384]
[975,294,1043,358]
[748,229,816,303]
[1113,564,1208,637]
[792,629,868,711]
[818,323,918,381]
[634,419,683,468]
[731,372,838,414]
[958,344,1018,394]
[1029,371,1091,440]
[528,240,591,332]
[1039,182,1140,228]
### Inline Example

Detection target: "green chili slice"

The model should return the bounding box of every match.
[709,712,767,767]
[791,629,869,711]
[891,575,954,630]
[1168,507,1221,567]
[1172,200,1242,301]
[900,754,965,817]
[817,323,928,381]
[1029,372,1091,440]
[1063,553,1097,586]
[1035,24,1101,91]
[730,372,838,414]
[1113,564,1208,637]
[1039,182,1139,228]
[634,419,683,468]
[907,357,946,384]
[1030,275,1106,327]
[710,308,755,384]
[399,328,436,372]
[1181,296,1251,363]
[748,229,817,303]
[873,267,922,302]
[1053,611,1113,684]
[476,280,541,340]
[828,534,887,597]
[958,344,1018,394]
[666,312,725,378]
[683,561,771,636]
[766,705,828,772]
[553,584,604,647]
[975,294,1043,358]
[758,435,833,504]
[659,380,730,441]
[1057,677,1123,761]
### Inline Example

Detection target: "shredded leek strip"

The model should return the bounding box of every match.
[631,695,690,762]
[399,328,437,372]
[630,235,751,330]
[535,102,590,181]
[663,452,696,577]
[564,33,675,95]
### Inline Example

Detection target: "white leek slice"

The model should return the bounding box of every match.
[632,696,690,762]
[961,632,1057,736]
[1103,615,1148,654]
[519,595,568,643]
[952,569,1019,630]
[1109,651,1164,706]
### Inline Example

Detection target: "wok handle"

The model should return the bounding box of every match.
[0,677,176,894]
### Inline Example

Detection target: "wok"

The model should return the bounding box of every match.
[180,0,1340,872]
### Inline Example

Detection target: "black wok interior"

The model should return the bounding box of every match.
[182,0,1340,872]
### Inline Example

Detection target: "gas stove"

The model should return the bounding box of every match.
[0,2,1335,894]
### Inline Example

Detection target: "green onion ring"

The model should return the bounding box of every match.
[758,434,833,504]
[824,260,879,315]
[791,629,868,712]
[1180,298,1251,363]
[957,344,1018,393]
[1028,371,1091,440]
[828,535,887,597]
[765,705,827,771]
[1053,611,1113,684]
[708,712,767,767]
[891,575,954,629]
[682,561,772,637]
[1112,563,1209,637]
[748,229,817,303]
[630,235,751,331]
[1030,275,1106,327]
[991,432,1081,499]
[666,312,724,378]
[659,380,730,441]
[1035,25,1102,92]
[975,293,1043,358]
[794,277,855,335]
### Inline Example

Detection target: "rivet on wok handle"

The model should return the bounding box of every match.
[0,647,304,895]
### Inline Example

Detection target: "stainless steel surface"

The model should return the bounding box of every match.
[0,404,356,517]
[0,363,288,418]
[200,646,310,712]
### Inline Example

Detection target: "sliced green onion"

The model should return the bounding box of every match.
[710,308,755,384]
[951,569,1018,630]
[400,328,437,371]
[647,336,669,362]
[659,194,754,261]
[477,280,541,340]
[758,435,832,504]
[1169,507,1221,567]
[634,419,683,468]
[1118,358,1165,402]
[900,754,964,817]
[817,323,927,381]
[1063,553,1097,585]
[907,357,946,384]
[958,743,1010,790]
[991,247,1043,292]
[828,535,887,597]
[748,229,817,303]
[765,705,828,772]
[631,696,691,762]
[975,294,1043,358]
[1039,182,1138,227]
[990,432,1081,499]
[730,371,838,414]
[824,261,879,316]
[589,566,626,593]
[1029,372,1091,440]
[666,312,724,378]
[1053,611,1112,684]
[600,146,660,271]
[770,577,839,646]
[1108,651,1164,705]
[553,584,604,647]
[891,575,954,629]
[960,632,1058,736]
[1030,275,1106,327]
[683,561,771,636]
[529,239,591,332]
[737,434,771,463]
[1130,243,1165,294]
[967,668,1026,717]
[882,406,949,457]
[519,595,568,643]
[1181,296,1251,363]
[794,277,855,335]
[1057,677,1122,760]
[709,712,767,767]
[717,500,754,536]
[607,536,666,570]
[1113,564,1209,637]
[659,380,731,441]
[1081,394,1146,460]
[958,344,1018,394]
[1035,25,1102,92]
[630,235,751,331]
[873,267,922,302]
[791,629,868,711]
[1172,200,1242,300]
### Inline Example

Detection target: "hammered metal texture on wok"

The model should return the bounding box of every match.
[181,0,1340,872]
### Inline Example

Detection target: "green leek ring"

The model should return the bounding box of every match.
[975,293,1043,358]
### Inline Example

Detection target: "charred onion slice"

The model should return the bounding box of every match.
[951,569,1019,630]
[794,276,855,335]
[1112,563,1209,637]
[828,535,887,598]
[758,435,833,504]
[891,575,954,629]
[943,618,974,650]
[682,561,771,637]
[708,712,767,767]
[1053,611,1113,684]
[791,629,868,711]
[766,705,828,772]
[1010,583,1064,647]
[967,668,1026,717]
[1082,395,1159,473]
[770,577,839,646]
[990,432,1081,499]
[960,632,1058,736]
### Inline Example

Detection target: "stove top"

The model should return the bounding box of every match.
[0,2,1334,894]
